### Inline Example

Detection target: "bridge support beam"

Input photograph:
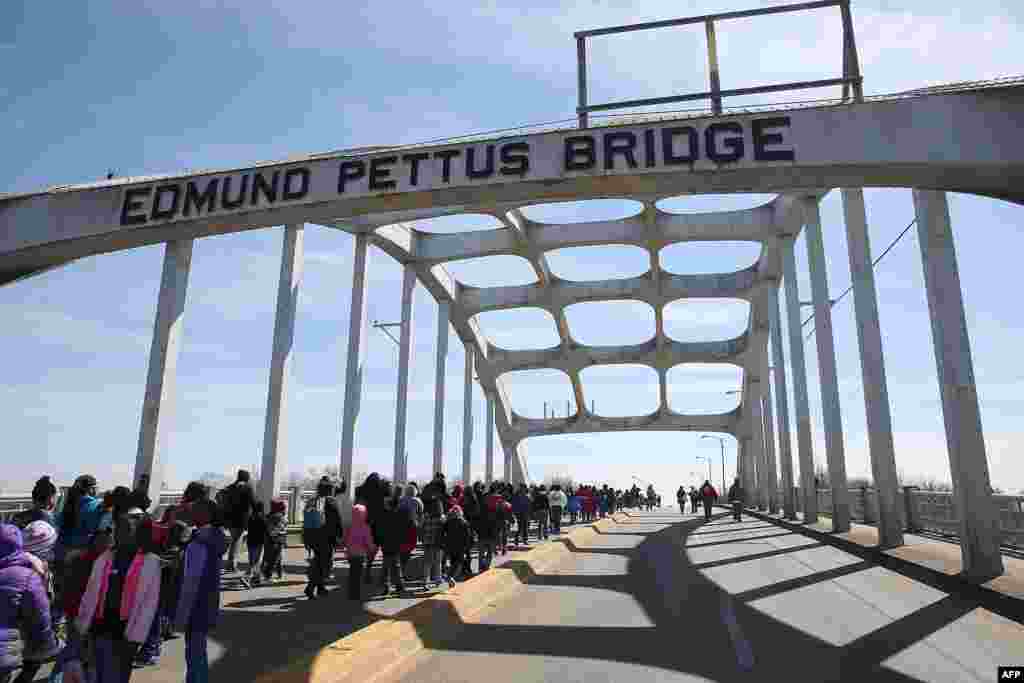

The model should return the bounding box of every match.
[135,239,193,497]
[462,344,474,485]
[804,199,851,532]
[746,375,765,508]
[782,236,818,524]
[260,224,303,506]
[763,376,779,514]
[340,234,371,514]
[393,264,416,485]
[771,285,798,520]
[485,393,495,484]
[433,300,450,477]
[842,189,903,548]
[913,190,1004,580]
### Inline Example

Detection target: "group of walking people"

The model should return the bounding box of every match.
[1,472,228,683]
[676,478,747,522]
[2,469,648,682]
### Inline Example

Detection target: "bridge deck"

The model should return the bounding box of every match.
[56,510,1023,683]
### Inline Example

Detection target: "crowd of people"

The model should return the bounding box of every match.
[1,470,661,683]
[676,478,747,522]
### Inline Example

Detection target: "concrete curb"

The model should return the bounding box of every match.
[256,514,628,683]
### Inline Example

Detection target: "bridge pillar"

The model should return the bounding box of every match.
[770,285,797,519]
[763,386,779,514]
[135,239,193,496]
[485,392,495,484]
[503,441,512,483]
[393,264,416,485]
[340,234,371,516]
[782,237,818,524]
[433,300,450,477]
[462,344,474,485]
[913,190,1005,580]
[842,189,903,548]
[803,199,851,532]
[260,224,303,507]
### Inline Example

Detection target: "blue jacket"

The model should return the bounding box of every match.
[56,496,103,550]
[174,526,226,633]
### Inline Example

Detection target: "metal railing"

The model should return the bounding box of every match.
[1,487,319,527]
[574,0,863,128]
[785,487,1024,548]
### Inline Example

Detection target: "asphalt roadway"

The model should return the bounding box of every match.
[384,509,1024,683]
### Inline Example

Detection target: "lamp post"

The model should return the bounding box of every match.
[701,434,727,497]
[695,455,712,484]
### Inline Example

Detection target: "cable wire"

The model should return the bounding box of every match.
[800,217,917,341]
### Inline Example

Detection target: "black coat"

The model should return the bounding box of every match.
[378,506,413,554]
[441,515,472,556]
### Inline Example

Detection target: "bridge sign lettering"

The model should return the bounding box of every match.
[117,115,794,228]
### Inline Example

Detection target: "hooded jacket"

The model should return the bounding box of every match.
[174,525,227,633]
[0,524,60,673]
[344,505,376,558]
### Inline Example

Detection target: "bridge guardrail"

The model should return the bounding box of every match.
[0,488,316,526]
[784,486,1023,548]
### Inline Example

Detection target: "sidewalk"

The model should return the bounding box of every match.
[734,507,1024,605]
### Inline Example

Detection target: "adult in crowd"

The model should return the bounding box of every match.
[220,470,257,573]
[56,476,103,559]
[547,485,567,535]
[420,473,449,512]
[129,474,153,514]
[699,480,719,521]
[354,473,390,586]
[726,477,745,522]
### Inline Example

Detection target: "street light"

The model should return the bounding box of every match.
[701,434,727,495]
[695,455,712,484]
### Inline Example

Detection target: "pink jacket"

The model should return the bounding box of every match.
[75,550,161,643]
[344,504,376,558]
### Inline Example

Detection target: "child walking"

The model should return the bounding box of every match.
[246,502,267,586]
[174,500,226,683]
[75,507,161,683]
[419,498,446,589]
[343,504,375,600]
[261,500,287,583]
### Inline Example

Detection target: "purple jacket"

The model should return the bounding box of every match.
[174,526,226,633]
[0,524,60,672]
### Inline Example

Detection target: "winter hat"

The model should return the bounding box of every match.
[22,520,57,562]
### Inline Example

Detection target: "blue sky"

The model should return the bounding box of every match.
[2,0,1024,495]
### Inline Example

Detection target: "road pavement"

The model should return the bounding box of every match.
[386,509,1024,683]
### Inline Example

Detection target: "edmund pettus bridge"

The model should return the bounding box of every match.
[2,2,1023,681]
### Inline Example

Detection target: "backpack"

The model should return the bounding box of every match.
[302,498,325,547]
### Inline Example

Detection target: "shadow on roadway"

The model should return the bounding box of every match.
[206,511,1024,682]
